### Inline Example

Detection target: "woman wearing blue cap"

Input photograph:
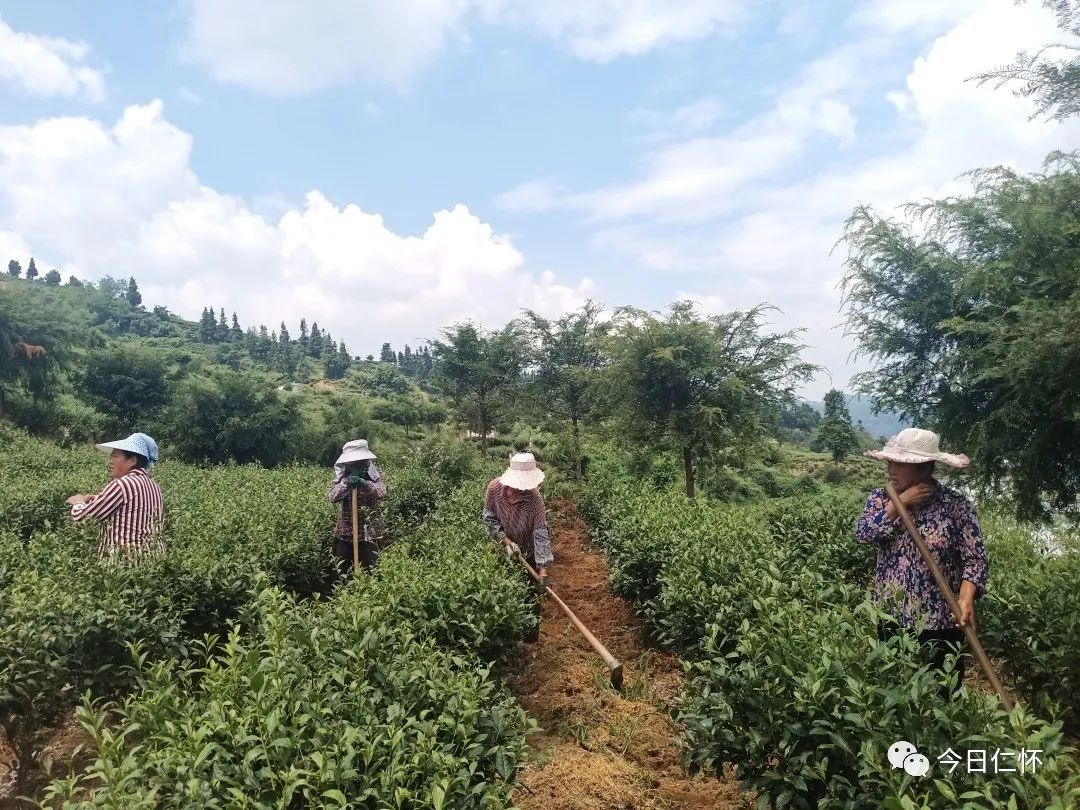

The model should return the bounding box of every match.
[65,432,165,562]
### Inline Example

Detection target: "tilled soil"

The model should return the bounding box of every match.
[509,500,743,810]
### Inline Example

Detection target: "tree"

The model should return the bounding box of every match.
[380,342,396,363]
[607,301,816,498]
[126,278,142,307]
[524,300,610,485]
[199,307,217,343]
[839,153,1080,519]
[431,322,524,453]
[163,369,300,466]
[25,258,38,280]
[44,270,61,286]
[67,276,82,287]
[218,308,229,342]
[82,345,169,435]
[309,323,323,358]
[325,341,351,380]
[818,389,860,464]
[7,260,20,278]
[231,312,243,341]
[298,318,309,354]
[0,282,84,415]
[974,1,1080,121]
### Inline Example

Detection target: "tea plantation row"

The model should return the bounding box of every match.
[0,427,535,807]
[582,462,1080,810]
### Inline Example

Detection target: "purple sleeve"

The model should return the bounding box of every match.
[328,479,350,503]
[855,489,904,544]
[955,498,989,596]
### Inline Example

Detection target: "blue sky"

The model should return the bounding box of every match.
[0,0,1076,396]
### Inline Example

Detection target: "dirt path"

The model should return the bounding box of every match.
[509,500,743,810]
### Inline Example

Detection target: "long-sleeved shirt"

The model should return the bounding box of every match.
[483,478,554,567]
[855,483,989,630]
[329,464,387,541]
[70,468,165,562]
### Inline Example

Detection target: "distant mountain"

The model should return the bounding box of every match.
[810,394,910,440]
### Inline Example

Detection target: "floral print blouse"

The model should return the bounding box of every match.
[855,483,989,630]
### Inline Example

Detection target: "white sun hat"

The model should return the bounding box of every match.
[499,452,546,490]
[865,428,970,469]
[335,439,376,468]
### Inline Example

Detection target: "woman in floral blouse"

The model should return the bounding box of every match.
[856,428,989,693]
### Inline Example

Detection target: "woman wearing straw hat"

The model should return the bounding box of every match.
[856,428,989,693]
[328,439,387,573]
[483,452,554,643]
[65,432,165,563]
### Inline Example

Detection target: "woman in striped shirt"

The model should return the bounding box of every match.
[66,432,165,562]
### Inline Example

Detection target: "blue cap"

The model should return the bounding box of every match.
[96,432,160,469]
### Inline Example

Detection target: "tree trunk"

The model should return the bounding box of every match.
[683,445,695,499]
[572,415,583,487]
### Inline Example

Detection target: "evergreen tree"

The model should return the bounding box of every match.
[25,258,38,280]
[44,269,61,286]
[126,277,142,307]
[218,308,229,342]
[818,389,860,464]
[309,322,324,358]
[199,307,218,343]
[231,312,243,340]
[380,342,396,363]
[6,260,20,278]
[67,275,82,287]
[298,318,309,354]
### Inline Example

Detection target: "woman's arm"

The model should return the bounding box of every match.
[328,478,350,503]
[855,489,904,544]
[71,479,125,522]
[956,499,989,596]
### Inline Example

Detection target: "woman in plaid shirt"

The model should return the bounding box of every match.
[66,432,165,562]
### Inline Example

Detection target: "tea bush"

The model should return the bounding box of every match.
[45,587,531,809]
[1,427,535,802]
[583,472,1080,808]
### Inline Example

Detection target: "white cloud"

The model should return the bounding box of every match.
[566,44,869,224]
[0,102,593,352]
[181,0,474,94]
[182,0,751,94]
[0,15,106,101]
[630,97,726,141]
[494,179,564,213]
[479,0,750,62]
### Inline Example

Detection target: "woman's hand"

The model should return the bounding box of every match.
[956,581,977,630]
[885,482,935,520]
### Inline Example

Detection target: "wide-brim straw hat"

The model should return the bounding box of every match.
[335,439,376,467]
[865,428,969,469]
[499,452,545,490]
[96,432,159,469]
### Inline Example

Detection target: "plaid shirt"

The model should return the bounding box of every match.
[71,468,165,562]
[329,464,387,542]
[482,478,554,567]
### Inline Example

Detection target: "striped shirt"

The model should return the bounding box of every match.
[483,479,554,567]
[71,468,165,562]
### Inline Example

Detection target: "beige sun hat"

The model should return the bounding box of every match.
[499,452,546,490]
[865,428,970,469]
[335,439,376,467]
